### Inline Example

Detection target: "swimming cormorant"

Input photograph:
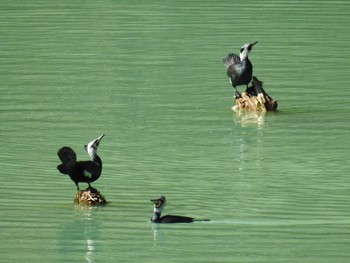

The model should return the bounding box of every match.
[223,41,258,96]
[57,134,105,191]
[150,195,209,223]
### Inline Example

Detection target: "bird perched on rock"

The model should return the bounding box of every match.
[57,134,105,191]
[223,41,258,97]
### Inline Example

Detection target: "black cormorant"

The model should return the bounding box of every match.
[223,41,258,96]
[57,134,105,191]
[150,195,209,223]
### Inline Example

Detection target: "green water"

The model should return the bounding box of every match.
[1,1,350,262]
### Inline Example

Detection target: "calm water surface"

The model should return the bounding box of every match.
[1,1,350,262]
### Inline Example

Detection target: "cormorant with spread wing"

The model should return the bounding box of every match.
[57,134,104,191]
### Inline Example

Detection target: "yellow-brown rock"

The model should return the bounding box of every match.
[74,189,108,206]
[233,76,278,112]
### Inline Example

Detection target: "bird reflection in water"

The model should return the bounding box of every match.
[151,222,163,246]
[86,239,94,263]
[72,205,101,263]
[59,206,99,262]
[233,109,266,129]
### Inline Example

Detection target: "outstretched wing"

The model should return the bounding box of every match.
[223,53,240,69]
[57,146,76,165]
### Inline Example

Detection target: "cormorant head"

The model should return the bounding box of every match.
[151,195,166,212]
[239,41,258,61]
[84,134,105,159]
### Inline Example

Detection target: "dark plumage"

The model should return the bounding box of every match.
[152,214,194,224]
[223,41,258,95]
[57,134,104,191]
[150,196,209,224]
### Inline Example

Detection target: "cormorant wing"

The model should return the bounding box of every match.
[223,53,240,69]
[78,160,102,178]
[160,215,194,223]
[57,147,77,165]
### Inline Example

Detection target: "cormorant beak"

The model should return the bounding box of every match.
[248,41,258,51]
[95,134,105,147]
[84,134,105,152]
[92,134,105,148]
[150,199,158,203]
[151,196,166,207]
[150,199,160,208]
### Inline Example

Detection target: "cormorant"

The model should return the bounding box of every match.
[57,134,105,191]
[150,195,209,223]
[223,41,258,96]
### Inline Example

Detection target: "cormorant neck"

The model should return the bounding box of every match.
[151,206,164,222]
[92,154,102,165]
[240,52,249,61]
[151,211,161,222]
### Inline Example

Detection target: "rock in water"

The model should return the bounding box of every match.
[233,76,278,112]
[74,189,108,206]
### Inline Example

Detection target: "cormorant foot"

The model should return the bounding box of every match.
[86,186,98,193]
[234,91,242,99]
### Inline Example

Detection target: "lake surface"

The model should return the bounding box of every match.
[1,0,350,262]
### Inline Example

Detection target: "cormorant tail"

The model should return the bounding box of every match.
[193,219,211,222]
